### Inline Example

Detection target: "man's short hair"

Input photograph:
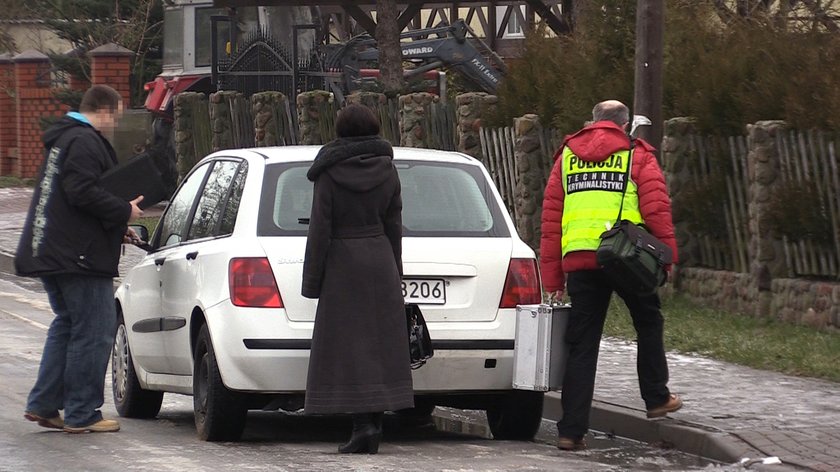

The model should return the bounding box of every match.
[592,100,630,126]
[335,103,380,138]
[79,85,122,114]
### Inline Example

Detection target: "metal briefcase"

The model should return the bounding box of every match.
[512,303,570,391]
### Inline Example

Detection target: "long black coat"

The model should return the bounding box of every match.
[301,136,414,414]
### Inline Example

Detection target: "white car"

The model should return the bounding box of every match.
[112,146,543,441]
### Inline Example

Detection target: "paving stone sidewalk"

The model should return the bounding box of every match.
[1,187,838,471]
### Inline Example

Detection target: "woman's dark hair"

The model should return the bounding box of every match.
[79,85,122,113]
[335,104,380,138]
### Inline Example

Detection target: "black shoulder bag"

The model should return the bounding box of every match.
[595,146,673,295]
[405,304,433,369]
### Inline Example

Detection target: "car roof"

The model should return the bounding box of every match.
[208,145,480,166]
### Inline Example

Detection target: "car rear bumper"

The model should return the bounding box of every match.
[207,304,518,393]
[220,346,517,393]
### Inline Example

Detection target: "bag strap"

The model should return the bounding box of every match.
[613,139,636,227]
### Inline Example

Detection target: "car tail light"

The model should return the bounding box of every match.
[499,258,541,308]
[229,258,283,308]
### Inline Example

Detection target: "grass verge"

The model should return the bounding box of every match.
[604,294,840,382]
[0,176,36,188]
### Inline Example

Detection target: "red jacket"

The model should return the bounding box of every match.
[539,121,678,292]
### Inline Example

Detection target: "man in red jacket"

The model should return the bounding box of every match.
[540,100,682,451]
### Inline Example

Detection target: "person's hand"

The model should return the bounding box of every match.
[547,290,564,305]
[123,226,140,244]
[128,195,144,222]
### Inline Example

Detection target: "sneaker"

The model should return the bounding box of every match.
[557,436,587,451]
[63,419,120,433]
[646,394,683,418]
[24,411,64,430]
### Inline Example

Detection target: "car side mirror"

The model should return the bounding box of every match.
[128,224,152,252]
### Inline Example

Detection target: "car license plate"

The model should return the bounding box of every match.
[402,278,446,304]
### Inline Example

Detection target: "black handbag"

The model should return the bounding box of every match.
[405,304,433,369]
[595,147,673,295]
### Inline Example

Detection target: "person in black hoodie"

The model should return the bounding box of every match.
[302,104,414,454]
[16,85,144,434]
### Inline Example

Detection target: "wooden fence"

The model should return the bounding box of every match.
[479,126,518,221]
[478,126,561,225]
[776,129,840,278]
[676,134,751,273]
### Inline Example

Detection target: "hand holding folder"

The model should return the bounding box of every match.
[99,154,168,210]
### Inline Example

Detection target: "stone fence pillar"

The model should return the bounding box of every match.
[456,92,496,162]
[399,92,437,148]
[297,91,335,145]
[747,120,788,316]
[173,92,209,178]
[661,117,700,272]
[252,91,294,146]
[210,90,251,151]
[513,114,545,252]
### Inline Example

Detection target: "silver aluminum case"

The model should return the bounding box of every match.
[512,304,570,391]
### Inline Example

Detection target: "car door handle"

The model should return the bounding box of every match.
[186,251,198,260]
[154,257,166,266]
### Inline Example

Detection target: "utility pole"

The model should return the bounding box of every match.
[633,0,664,160]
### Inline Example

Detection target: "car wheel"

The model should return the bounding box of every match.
[486,390,544,440]
[111,312,164,418]
[193,324,247,441]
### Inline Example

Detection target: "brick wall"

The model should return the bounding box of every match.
[0,54,15,176]
[13,50,66,178]
[90,44,133,106]
[0,44,132,178]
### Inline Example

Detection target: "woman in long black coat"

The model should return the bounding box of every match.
[301,104,414,454]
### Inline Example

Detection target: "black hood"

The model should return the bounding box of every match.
[307,136,395,192]
[42,115,92,149]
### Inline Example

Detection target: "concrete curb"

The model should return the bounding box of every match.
[543,393,800,471]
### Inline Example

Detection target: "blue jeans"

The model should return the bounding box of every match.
[26,274,117,428]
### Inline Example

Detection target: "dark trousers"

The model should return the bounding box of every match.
[556,270,671,439]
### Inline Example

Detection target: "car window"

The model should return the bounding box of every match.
[154,162,211,249]
[187,160,243,241]
[258,160,510,237]
[217,161,247,236]
[397,164,494,232]
[268,166,312,232]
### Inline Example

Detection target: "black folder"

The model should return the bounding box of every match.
[99,154,169,210]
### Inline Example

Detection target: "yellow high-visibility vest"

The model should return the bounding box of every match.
[560,146,643,256]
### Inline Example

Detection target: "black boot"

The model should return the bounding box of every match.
[338,413,382,454]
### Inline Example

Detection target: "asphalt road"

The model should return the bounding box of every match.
[0,275,734,472]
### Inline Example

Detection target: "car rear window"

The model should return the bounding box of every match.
[258,160,510,237]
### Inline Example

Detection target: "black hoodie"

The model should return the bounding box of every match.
[15,114,131,277]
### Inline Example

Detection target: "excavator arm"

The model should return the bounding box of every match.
[326,19,507,95]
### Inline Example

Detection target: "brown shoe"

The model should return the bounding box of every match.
[646,394,683,418]
[63,418,120,433]
[24,411,64,430]
[557,436,587,451]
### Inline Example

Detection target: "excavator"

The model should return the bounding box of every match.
[325,18,507,100]
[141,1,507,193]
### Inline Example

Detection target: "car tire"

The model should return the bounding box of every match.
[193,325,247,441]
[486,390,544,440]
[112,312,164,419]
